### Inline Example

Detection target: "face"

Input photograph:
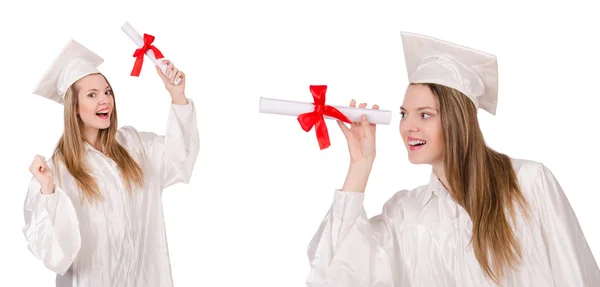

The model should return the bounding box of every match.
[75,74,114,131]
[399,84,444,166]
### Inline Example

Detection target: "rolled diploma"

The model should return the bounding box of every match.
[121,21,182,85]
[259,97,392,125]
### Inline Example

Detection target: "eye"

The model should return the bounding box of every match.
[88,93,96,98]
[422,113,431,119]
[400,111,406,119]
[105,89,112,95]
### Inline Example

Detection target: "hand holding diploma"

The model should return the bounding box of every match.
[338,100,380,193]
[337,100,379,166]
[155,59,186,104]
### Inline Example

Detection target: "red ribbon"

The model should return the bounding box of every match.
[297,85,352,150]
[130,33,164,77]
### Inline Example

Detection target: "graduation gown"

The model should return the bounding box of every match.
[22,99,199,287]
[307,158,600,286]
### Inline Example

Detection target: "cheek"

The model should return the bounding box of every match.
[436,122,444,142]
[431,121,444,153]
[423,121,443,147]
[78,99,95,116]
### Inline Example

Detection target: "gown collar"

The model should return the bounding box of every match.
[421,169,453,206]
[83,141,106,155]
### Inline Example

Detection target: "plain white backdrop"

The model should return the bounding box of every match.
[1,0,599,286]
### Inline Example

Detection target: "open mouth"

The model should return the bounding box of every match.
[408,138,426,150]
[96,111,109,120]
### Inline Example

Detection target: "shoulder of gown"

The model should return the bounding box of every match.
[115,126,142,147]
[509,157,546,177]
[114,126,149,158]
[509,156,555,197]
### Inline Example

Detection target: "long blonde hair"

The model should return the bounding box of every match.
[52,73,144,204]
[420,83,530,284]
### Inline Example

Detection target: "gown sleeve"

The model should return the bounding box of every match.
[534,163,600,285]
[22,160,81,276]
[306,189,410,287]
[119,98,200,189]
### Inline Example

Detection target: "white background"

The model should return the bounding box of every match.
[1,0,599,286]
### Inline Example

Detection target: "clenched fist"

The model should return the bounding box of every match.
[28,155,55,194]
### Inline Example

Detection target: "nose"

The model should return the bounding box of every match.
[98,92,111,104]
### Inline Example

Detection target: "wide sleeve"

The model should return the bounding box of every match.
[22,163,81,275]
[120,98,200,189]
[306,189,410,287]
[534,163,600,285]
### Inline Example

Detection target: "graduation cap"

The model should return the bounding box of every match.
[32,39,104,105]
[400,32,499,115]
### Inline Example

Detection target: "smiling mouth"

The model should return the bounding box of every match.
[96,111,109,119]
[408,139,427,147]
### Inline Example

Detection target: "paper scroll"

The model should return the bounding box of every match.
[121,21,182,85]
[259,97,392,125]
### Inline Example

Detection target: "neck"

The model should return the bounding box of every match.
[432,161,450,192]
[82,126,102,152]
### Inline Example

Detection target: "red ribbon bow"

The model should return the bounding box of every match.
[130,33,164,77]
[297,85,352,150]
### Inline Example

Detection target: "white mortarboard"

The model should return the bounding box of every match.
[400,32,499,115]
[32,39,104,105]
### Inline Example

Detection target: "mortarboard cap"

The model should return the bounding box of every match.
[32,39,104,105]
[400,32,499,115]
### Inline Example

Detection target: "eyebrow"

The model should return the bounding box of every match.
[400,106,439,112]
[85,85,111,93]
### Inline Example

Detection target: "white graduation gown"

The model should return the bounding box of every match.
[22,99,199,287]
[307,158,600,286]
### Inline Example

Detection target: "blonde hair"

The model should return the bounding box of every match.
[420,83,530,284]
[52,73,144,204]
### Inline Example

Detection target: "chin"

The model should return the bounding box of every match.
[408,156,428,165]
[406,150,433,165]
[95,122,111,129]
[404,146,424,164]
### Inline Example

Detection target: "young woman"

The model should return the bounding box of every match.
[23,39,199,287]
[306,32,600,286]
